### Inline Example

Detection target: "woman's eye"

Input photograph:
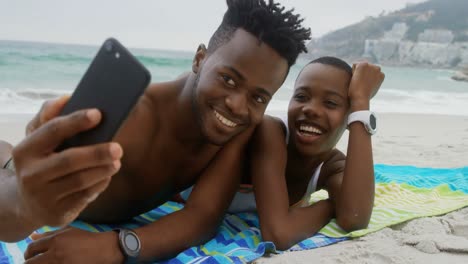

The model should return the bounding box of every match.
[293,93,308,101]
[325,100,339,108]
[222,75,236,87]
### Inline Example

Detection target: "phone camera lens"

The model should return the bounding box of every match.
[105,41,113,52]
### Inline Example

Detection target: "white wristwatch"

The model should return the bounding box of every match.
[347,110,377,135]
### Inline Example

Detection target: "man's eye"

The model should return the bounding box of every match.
[222,75,236,87]
[254,95,267,104]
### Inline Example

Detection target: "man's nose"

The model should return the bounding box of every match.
[225,92,249,118]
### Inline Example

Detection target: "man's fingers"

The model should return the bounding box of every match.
[24,236,52,259]
[29,229,61,241]
[38,142,122,182]
[62,177,113,205]
[40,95,71,124]
[24,251,52,264]
[26,100,52,136]
[29,232,47,241]
[26,95,70,136]
[18,109,102,153]
[56,178,113,224]
[52,163,119,200]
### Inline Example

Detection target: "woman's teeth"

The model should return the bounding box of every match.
[299,125,323,135]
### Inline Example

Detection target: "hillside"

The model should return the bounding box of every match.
[305,0,468,68]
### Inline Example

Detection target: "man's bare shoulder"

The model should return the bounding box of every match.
[119,75,188,135]
[144,73,189,106]
[113,76,189,163]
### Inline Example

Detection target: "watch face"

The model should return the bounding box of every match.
[370,114,377,130]
[124,233,140,252]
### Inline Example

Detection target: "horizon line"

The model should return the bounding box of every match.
[0,38,194,53]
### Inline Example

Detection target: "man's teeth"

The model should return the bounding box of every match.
[300,125,323,135]
[215,110,237,128]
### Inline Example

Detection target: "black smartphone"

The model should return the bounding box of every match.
[57,38,151,151]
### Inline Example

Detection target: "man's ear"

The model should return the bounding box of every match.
[192,44,207,73]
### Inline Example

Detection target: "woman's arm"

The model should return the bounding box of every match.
[251,116,334,250]
[323,62,385,232]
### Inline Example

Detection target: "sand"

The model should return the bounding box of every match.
[0,114,31,145]
[1,113,468,263]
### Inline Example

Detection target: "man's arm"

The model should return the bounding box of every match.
[251,116,334,251]
[134,134,246,261]
[24,127,253,263]
[0,98,122,242]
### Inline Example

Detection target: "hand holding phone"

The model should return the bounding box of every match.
[57,38,151,151]
[7,38,148,231]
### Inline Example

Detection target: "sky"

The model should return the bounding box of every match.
[0,0,426,51]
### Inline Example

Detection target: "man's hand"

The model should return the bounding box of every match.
[349,62,385,110]
[24,227,123,264]
[12,97,123,229]
[26,95,70,136]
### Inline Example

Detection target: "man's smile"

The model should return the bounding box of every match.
[214,109,238,128]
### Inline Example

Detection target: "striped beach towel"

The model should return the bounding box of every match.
[1,165,468,263]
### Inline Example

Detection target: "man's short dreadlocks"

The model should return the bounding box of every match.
[208,0,311,68]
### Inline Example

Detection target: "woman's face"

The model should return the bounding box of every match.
[288,63,351,156]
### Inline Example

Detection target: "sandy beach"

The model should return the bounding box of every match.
[0,114,32,145]
[1,113,468,263]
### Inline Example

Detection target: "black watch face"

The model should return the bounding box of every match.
[124,233,140,252]
[370,114,377,130]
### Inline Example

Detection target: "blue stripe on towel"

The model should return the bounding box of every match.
[375,165,468,193]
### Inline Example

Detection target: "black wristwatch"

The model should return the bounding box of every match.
[114,228,141,264]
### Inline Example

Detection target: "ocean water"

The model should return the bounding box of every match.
[0,40,467,116]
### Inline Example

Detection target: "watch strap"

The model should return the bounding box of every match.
[113,228,141,264]
[347,110,377,135]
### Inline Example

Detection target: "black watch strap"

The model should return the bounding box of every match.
[113,228,141,264]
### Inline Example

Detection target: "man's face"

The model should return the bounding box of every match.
[288,63,351,156]
[193,29,288,146]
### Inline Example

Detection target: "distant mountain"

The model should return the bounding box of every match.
[304,0,468,68]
